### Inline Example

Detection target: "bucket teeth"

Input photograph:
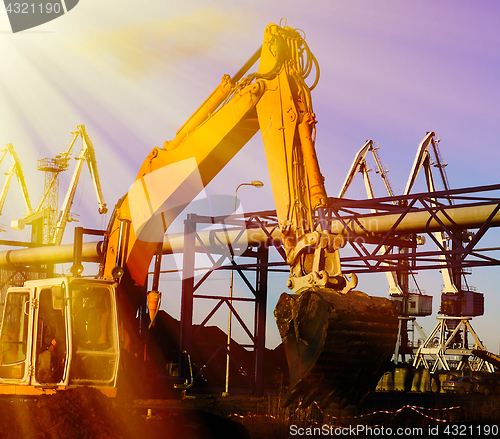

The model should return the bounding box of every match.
[274,288,398,408]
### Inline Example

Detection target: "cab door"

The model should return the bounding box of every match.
[0,288,34,385]
[67,282,120,390]
[32,285,70,386]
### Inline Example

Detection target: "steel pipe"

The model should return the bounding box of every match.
[0,202,498,269]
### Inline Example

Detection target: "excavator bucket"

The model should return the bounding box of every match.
[274,288,398,408]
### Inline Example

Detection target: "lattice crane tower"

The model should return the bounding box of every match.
[36,155,69,244]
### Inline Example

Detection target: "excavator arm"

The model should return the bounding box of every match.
[103,24,351,295]
[102,23,398,408]
[255,25,354,295]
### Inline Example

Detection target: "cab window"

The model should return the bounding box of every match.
[69,284,118,385]
[0,292,30,380]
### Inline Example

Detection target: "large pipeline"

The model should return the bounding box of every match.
[0,202,498,268]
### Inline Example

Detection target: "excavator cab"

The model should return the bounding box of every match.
[0,278,120,396]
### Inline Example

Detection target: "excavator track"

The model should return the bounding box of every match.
[274,288,398,409]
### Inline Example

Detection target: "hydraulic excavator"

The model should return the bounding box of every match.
[0,23,398,405]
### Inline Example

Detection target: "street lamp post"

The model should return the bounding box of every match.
[223,181,264,396]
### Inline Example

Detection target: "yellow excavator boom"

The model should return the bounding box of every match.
[101,23,398,408]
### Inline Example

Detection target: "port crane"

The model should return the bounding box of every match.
[338,132,498,372]
[0,143,32,227]
[338,139,432,364]
[11,126,107,245]
[405,133,493,372]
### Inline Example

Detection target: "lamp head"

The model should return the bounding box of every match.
[111,266,125,280]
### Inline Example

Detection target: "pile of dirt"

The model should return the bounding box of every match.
[0,388,250,439]
[0,387,145,439]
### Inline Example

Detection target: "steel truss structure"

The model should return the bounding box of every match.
[326,183,500,274]
[6,184,496,390]
[328,183,500,371]
[413,316,494,373]
[175,184,500,387]
[179,212,286,396]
